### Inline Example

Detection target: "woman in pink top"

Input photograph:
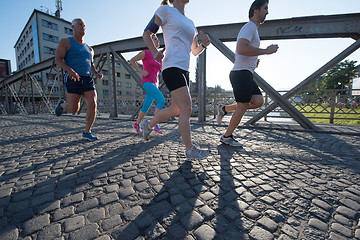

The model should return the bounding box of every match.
[130,34,166,134]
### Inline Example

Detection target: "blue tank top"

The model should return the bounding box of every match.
[64,37,92,76]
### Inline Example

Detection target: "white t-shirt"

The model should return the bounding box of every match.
[232,21,260,73]
[155,5,197,71]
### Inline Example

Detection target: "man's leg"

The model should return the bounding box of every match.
[82,90,97,133]
[61,92,81,114]
[224,102,249,137]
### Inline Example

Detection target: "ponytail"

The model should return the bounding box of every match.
[161,0,169,5]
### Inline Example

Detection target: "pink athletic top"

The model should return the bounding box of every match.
[142,50,162,86]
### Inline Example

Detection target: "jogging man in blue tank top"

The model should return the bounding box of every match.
[55,18,103,141]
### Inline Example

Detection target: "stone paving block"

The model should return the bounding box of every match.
[62,193,84,206]
[69,223,100,240]
[111,222,139,240]
[329,231,348,240]
[101,215,122,231]
[281,224,299,238]
[145,222,166,239]
[312,198,333,211]
[23,214,50,235]
[31,192,54,207]
[336,206,357,219]
[11,208,33,224]
[64,215,85,232]
[244,209,261,220]
[355,229,360,239]
[119,187,135,198]
[100,192,119,205]
[37,223,62,240]
[53,206,75,221]
[124,206,143,221]
[249,226,274,240]
[258,216,278,233]
[193,224,215,240]
[0,226,19,240]
[340,198,360,211]
[86,208,106,222]
[166,223,187,239]
[308,218,328,232]
[76,198,99,213]
[198,205,215,219]
[331,222,353,238]
[181,211,204,231]
[334,214,353,227]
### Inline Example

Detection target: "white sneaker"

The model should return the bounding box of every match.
[185,145,210,161]
[216,104,226,125]
[140,120,153,140]
[220,135,243,147]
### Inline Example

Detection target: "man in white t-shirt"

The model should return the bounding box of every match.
[216,0,279,147]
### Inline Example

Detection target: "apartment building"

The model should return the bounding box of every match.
[14,9,73,95]
[13,9,144,100]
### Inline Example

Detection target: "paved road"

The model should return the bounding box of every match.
[0,114,359,240]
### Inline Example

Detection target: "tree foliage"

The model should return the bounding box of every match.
[304,60,358,95]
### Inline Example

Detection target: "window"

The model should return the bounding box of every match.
[102,80,109,86]
[103,90,109,96]
[136,85,141,89]
[43,33,59,43]
[125,74,131,79]
[64,27,73,35]
[126,83,132,88]
[116,82,121,87]
[30,38,33,46]
[44,46,56,55]
[115,62,121,68]
[126,92,132,96]
[116,72,121,77]
[102,70,108,75]
[117,91,122,96]
[42,19,58,30]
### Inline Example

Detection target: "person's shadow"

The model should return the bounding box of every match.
[213,144,247,239]
[112,161,208,240]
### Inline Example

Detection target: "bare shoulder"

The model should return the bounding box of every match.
[59,38,71,49]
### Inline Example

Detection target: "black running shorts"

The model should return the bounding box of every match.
[162,67,190,92]
[64,74,96,95]
[230,70,262,103]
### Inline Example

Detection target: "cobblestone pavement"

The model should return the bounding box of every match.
[0,114,359,240]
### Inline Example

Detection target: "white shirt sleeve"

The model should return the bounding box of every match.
[155,5,168,25]
[238,23,255,42]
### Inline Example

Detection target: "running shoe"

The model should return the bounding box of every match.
[220,135,243,147]
[216,104,226,125]
[55,99,65,116]
[140,120,153,140]
[82,132,98,141]
[154,124,163,134]
[133,122,142,134]
[185,145,210,161]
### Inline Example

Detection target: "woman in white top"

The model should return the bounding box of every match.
[140,0,211,160]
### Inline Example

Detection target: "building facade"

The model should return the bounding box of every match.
[13,9,145,100]
[14,9,73,95]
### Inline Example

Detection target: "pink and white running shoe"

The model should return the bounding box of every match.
[133,122,142,134]
[154,124,162,134]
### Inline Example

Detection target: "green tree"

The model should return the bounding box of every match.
[302,60,357,96]
[320,60,357,94]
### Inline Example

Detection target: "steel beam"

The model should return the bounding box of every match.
[198,49,207,122]
[2,13,359,90]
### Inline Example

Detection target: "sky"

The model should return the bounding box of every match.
[0,0,359,91]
